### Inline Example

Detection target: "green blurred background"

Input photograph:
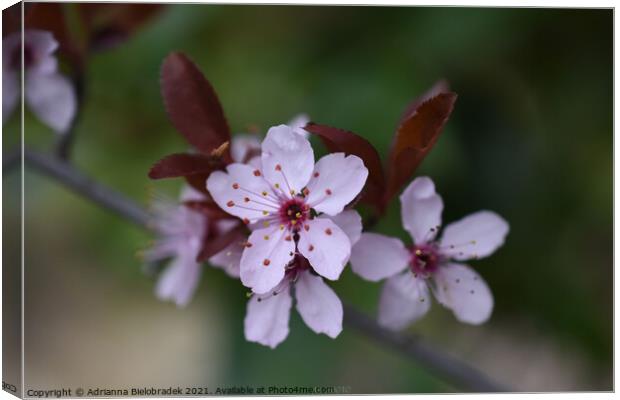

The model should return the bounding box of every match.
[4,5,612,393]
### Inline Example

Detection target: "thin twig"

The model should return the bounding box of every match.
[24,148,149,227]
[343,304,507,392]
[18,148,507,392]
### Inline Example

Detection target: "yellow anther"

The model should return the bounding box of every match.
[291,220,297,225]
[274,183,280,189]
[295,212,302,218]
[279,224,285,230]
[263,235,270,240]
[262,211,268,215]
[262,191,268,196]
[263,221,270,228]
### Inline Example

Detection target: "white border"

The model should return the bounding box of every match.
[0,1,615,400]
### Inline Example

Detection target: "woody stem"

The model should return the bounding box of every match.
[8,147,508,392]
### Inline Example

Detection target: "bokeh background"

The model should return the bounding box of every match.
[3,4,612,393]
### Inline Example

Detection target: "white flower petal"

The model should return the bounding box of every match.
[350,233,409,282]
[440,211,509,261]
[305,153,368,215]
[155,255,202,308]
[247,155,261,169]
[179,185,206,202]
[244,284,292,349]
[295,270,343,338]
[329,209,363,246]
[207,163,280,224]
[25,72,76,133]
[433,263,493,325]
[231,134,261,163]
[378,271,431,331]
[240,226,295,294]
[5,30,58,75]
[297,217,350,281]
[400,176,443,245]
[209,239,243,278]
[23,30,58,73]
[261,124,314,197]
[288,113,310,138]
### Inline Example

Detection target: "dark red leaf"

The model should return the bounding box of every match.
[3,3,21,37]
[398,80,450,126]
[148,153,215,179]
[24,3,83,69]
[197,225,246,262]
[303,123,385,208]
[184,174,211,195]
[160,52,231,158]
[384,92,457,206]
[77,4,163,51]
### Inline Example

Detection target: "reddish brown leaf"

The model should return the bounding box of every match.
[148,153,215,179]
[3,3,21,37]
[24,3,84,69]
[184,174,211,195]
[197,225,246,262]
[384,92,457,207]
[77,4,163,51]
[398,80,450,126]
[160,52,231,158]
[304,123,385,208]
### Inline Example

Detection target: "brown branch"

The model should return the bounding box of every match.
[23,148,149,227]
[16,148,508,392]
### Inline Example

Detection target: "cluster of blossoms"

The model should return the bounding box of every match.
[146,52,509,349]
[3,29,76,133]
[2,3,161,134]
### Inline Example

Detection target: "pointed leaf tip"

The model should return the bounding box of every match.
[385,89,457,206]
[160,52,231,157]
[303,122,385,209]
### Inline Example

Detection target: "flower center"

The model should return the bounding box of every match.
[410,244,440,277]
[279,198,309,230]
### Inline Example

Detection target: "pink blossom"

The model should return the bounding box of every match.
[210,114,311,276]
[144,122,312,306]
[243,210,362,348]
[350,177,509,330]
[3,30,76,133]
[207,124,369,294]
[143,186,207,307]
[230,113,310,165]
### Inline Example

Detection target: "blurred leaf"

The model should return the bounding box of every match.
[24,3,83,67]
[160,52,231,158]
[78,4,163,52]
[384,91,457,206]
[304,122,385,210]
[3,3,21,37]
[148,152,215,179]
[184,173,211,195]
